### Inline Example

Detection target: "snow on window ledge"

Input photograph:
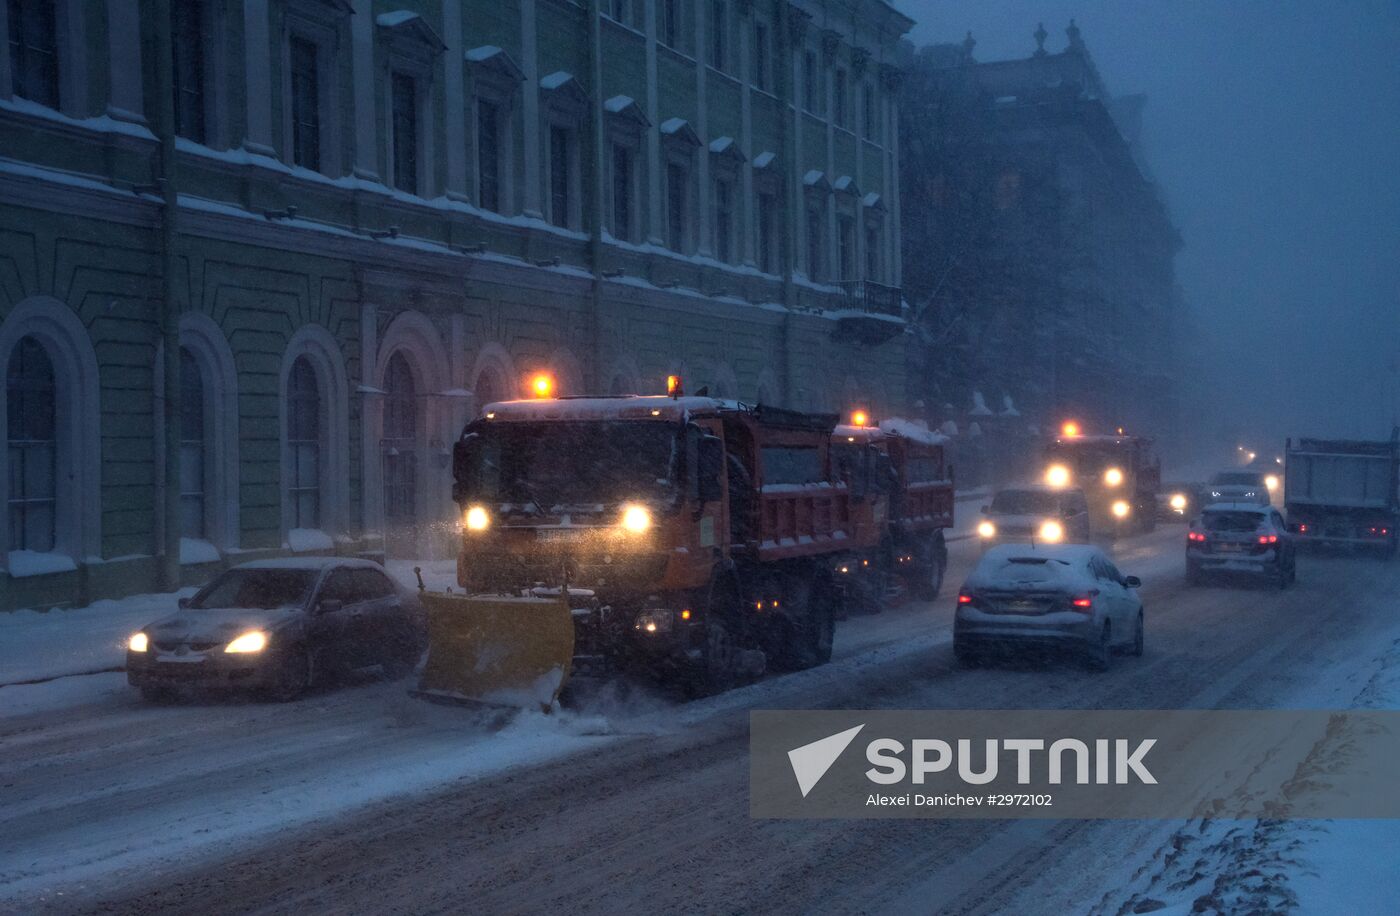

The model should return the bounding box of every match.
[286,528,335,553]
[5,550,79,578]
[179,538,222,566]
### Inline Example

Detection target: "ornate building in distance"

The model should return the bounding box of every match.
[0,0,913,610]
[901,22,1183,437]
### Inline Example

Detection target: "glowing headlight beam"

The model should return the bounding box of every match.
[1103,467,1124,487]
[977,520,997,539]
[1045,464,1071,488]
[128,632,148,653]
[224,630,268,654]
[620,504,652,533]
[1038,520,1065,543]
[1111,500,1131,519]
[1264,474,1279,491]
[1170,493,1187,510]
[464,505,490,531]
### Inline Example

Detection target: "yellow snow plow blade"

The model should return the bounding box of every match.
[417,592,574,711]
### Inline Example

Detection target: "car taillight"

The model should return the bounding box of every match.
[1069,595,1094,611]
[957,591,974,605]
[1298,524,1308,533]
[1187,531,1206,543]
[1257,534,1279,544]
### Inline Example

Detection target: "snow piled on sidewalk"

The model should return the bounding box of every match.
[0,590,193,686]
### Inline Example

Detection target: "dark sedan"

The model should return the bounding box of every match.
[126,558,427,701]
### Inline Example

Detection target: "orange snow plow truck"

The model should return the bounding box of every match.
[416,390,951,708]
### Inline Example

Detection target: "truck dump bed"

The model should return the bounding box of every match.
[1285,436,1400,509]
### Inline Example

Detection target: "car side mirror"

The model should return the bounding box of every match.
[177,597,191,609]
[317,599,343,615]
[1123,575,1142,589]
[697,436,723,504]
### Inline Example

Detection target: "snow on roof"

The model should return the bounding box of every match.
[539,71,574,90]
[832,175,859,195]
[878,417,950,446]
[466,44,504,62]
[660,117,689,134]
[862,191,884,209]
[968,545,1102,590]
[969,390,993,415]
[605,95,637,113]
[1201,501,1269,514]
[803,169,828,187]
[1001,395,1020,417]
[479,395,739,424]
[753,151,778,170]
[709,136,735,154]
[376,10,420,27]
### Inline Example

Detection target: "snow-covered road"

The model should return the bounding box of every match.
[4,527,1399,914]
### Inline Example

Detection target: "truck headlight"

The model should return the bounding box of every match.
[1039,520,1065,543]
[1264,475,1279,491]
[1111,500,1131,519]
[1104,467,1124,487]
[620,503,651,534]
[1170,493,1187,511]
[634,610,673,634]
[464,505,490,531]
[1045,464,1071,488]
[977,520,997,539]
[225,630,268,654]
[128,632,148,653]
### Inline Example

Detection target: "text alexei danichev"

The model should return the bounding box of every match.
[866,793,1054,807]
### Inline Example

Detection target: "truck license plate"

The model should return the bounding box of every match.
[537,528,589,542]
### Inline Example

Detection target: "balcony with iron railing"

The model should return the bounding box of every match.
[837,280,904,318]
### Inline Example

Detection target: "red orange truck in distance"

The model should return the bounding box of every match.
[831,416,954,608]
[1042,425,1160,534]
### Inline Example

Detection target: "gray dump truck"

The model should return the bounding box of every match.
[1284,431,1400,556]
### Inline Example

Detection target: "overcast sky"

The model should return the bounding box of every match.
[900,1,1400,449]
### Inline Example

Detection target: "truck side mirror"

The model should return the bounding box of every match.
[980,505,990,515]
[698,436,724,503]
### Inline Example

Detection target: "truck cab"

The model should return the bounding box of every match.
[1042,432,1160,534]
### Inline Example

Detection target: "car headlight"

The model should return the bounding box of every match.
[1111,500,1131,519]
[1045,464,1071,488]
[1039,520,1065,543]
[464,505,490,531]
[1104,467,1124,487]
[620,503,651,534]
[224,630,268,654]
[128,632,148,653]
[1264,475,1279,491]
[1170,493,1187,510]
[977,520,997,539]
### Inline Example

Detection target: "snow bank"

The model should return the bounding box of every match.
[5,550,77,578]
[179,538,220,565]
[0,589,192,686]
[286,528,334,552]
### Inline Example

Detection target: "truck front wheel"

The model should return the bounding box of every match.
[770,576,835,671]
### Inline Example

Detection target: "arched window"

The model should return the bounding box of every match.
[287,356,321,529]
[6,337,56,552]
[179,347,207,539]
[382,352,417,524]
[474,367,502,410]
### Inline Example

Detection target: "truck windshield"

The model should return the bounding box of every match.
[1047,444,1131,476]
[991,490,1061,515]
[1212,472,1261,486]
[458,421,679,509]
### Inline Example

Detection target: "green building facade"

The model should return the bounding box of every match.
[0,0,913,610]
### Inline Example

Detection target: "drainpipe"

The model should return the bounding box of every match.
[152,0,182,590]
[586,0,605,391]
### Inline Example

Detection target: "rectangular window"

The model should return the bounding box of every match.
[806,204,823,280]
[714,177,732,263]
[666,161,687,251]
[549,125,572,228]
[477,99,500,212]
[709,1,726,71]
[612,143,632,242]
[865,224,879,280]
[660,0,679,49]
[757,191,777,273]
[7,0,60,108]
[762,446,822,485]
[753,22,768,92]
[172,0,206,143]
[834,68,847,128]
[289,37,321,171]
[391,71,419,193]
[838,214,854,281]
[803,51,817,113]
[863,84,876,138]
